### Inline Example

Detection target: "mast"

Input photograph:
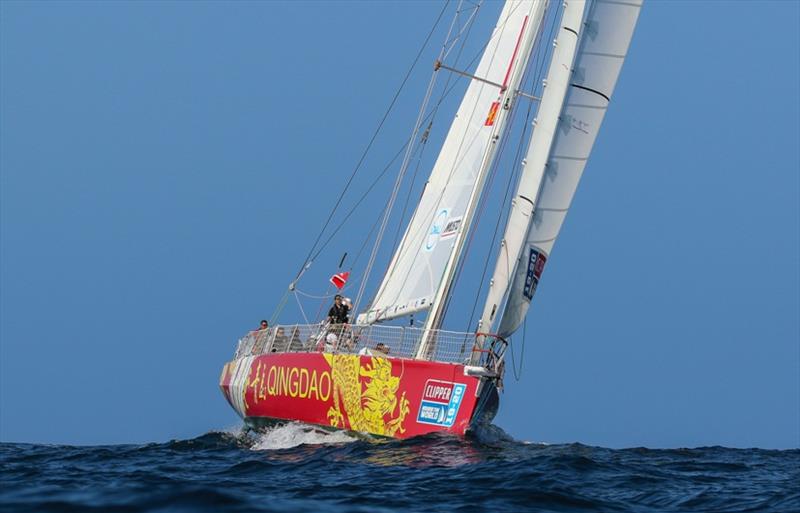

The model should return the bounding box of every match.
[357,1,548,333]
[414,0,548,358]
[473,0,586,362]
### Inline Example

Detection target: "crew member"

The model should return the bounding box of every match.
[327,294,350,324]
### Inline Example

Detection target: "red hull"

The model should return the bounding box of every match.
[220,352,492,439]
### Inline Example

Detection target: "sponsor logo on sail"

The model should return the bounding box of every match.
[416,379,466,427]
[425,208,450,251]
[440,216,462,240]
[523,247,547,300]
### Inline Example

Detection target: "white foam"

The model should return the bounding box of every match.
[250,422,357,451]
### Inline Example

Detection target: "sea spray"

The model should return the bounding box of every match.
[250,422,357,451]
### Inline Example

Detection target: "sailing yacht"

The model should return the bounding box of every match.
[220,0,642,439]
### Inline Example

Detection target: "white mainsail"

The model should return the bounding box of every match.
[494,0,643,338]
[358,0,547,326]
[477,0,586,343]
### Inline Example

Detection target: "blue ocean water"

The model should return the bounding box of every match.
[1,424,798,513]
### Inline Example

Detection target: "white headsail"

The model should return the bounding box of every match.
[358,0,547,326]
[477,0,586,344]
[494,0,643,338]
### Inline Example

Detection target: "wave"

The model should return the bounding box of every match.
[2,426,798,513]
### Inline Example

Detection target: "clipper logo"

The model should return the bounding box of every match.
[416,379,466,427]
[523,247,547,300]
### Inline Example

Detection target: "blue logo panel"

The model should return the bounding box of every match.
[416,383,466,427]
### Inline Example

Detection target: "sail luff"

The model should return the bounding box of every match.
[357,0,548,327]
[474,0,586,358]
[496,0,643,338]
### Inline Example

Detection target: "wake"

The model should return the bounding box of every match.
[235,422,358,451]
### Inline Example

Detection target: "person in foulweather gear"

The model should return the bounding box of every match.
[327,294,350,324]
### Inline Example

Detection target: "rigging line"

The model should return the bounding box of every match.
[447,3,555,328]
[343,124,425,309]
[352,59,442,317]
[463,0,562,332]
[294,292,311,325]
[498,0,562,291]
[309,57,479,268]
[350,1,522,318]
[390,127,430,263]
[309,51,476,282]
[362,2,489,313]
[353,0,479,317]
[295,286,355,300]
[290,0,452,283]
[357,127,431,315]
[310,143,407,263]
[311,16,495,270]
[271,1,492,325]
[467,1,557,329]
[442,55,534,320]
[374,3,517,314]
[509,316,526,381]
[459,116,529,347]
[313,282,333,324]
[530,0,561,100]
[376,4,546,318]
[441,90,519,324]
[349,210,386,271]
[350,203,390,271]
[441,1,482,63]
[269,292,290,327]
[464,88,533,330]
[369,3,482,310]
[303,191,390,321]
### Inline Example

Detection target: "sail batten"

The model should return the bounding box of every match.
[357,0,548,328]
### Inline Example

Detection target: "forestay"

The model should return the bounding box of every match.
[477,0,586,344]
[496,0,643,338]
[358,0,547,325]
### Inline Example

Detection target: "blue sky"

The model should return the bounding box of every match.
[1,1,798,449]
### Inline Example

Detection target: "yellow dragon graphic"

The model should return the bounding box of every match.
[324,354,410,436]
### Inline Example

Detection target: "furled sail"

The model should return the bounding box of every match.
[358,0,547,325]
[495,0,643,338]
[477,0,586,344]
